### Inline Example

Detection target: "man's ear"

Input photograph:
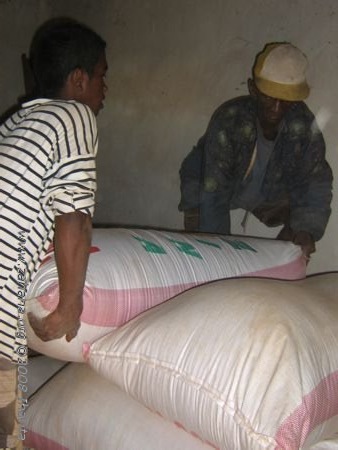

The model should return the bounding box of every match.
[247,78,257,97]
[68,67,88,93]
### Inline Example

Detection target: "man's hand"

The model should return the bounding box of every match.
[184,208,199,231]
[27,298,82,342]
[252,199,290,227]
[28,211,91,343]
[293,231,316,261]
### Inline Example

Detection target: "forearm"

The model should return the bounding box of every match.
[290,179,332,241]
[289,133,333,240]
[28,211,92,342]
[54,211,92,311]
[199,191,231,235]
[179,138,206,213]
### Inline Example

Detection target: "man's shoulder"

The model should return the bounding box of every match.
[287,101,315,122]
[214,95,252,111]
[210,95,254,120]
[26,99,93,115]
[21,99,95,125]
[282,101,322,139]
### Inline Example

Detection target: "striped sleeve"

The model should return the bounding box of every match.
[39,102,98,217]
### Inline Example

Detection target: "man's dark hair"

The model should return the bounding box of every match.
[29,17,106,97]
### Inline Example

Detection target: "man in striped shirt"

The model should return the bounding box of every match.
[0,18,107,448]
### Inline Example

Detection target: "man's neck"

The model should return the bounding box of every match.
[258,119,283,141]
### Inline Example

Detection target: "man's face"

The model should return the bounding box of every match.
[79,52,108,116]
[249,79,295,139]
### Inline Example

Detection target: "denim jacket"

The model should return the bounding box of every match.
[179,96,333,240]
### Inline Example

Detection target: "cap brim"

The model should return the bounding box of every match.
[255,76,310,101]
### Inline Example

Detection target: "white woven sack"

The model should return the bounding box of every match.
[87,273,338,450]
[24,363,213,450]
[25,227,305,362]
[308,434,338,450]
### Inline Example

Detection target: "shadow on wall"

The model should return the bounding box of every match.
[0,53,35,124]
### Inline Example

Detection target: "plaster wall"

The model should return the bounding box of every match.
[0,0,337,274]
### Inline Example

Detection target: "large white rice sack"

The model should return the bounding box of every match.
[24,363,213,450]
[87,273,338,450]
[25,228,306,362]
[309,434,338,450]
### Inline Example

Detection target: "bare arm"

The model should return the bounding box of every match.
[28,211,92,342]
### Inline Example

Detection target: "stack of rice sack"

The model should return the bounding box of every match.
[85,273,338,450]
[25,227,306,361]
[25,272,338,450]
[24,362,214,450]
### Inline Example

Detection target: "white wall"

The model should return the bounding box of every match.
[0,0,337,274]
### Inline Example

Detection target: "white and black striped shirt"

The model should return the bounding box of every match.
[0,98,98,362]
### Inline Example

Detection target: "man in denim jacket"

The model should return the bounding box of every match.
[178,42,333,259]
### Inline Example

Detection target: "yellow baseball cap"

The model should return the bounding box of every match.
[253,42,310,101]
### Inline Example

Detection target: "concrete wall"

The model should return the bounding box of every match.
[1,0,337,274]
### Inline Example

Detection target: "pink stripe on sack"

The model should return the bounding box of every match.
[25,430,69,450]
[35,257,305,328]
[245,255,306,280]
[173,421,219,449]
[82,342,91,360]
[37,283,198,326]
[274,371,338,449]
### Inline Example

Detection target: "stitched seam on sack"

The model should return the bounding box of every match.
[93,351,276,447]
